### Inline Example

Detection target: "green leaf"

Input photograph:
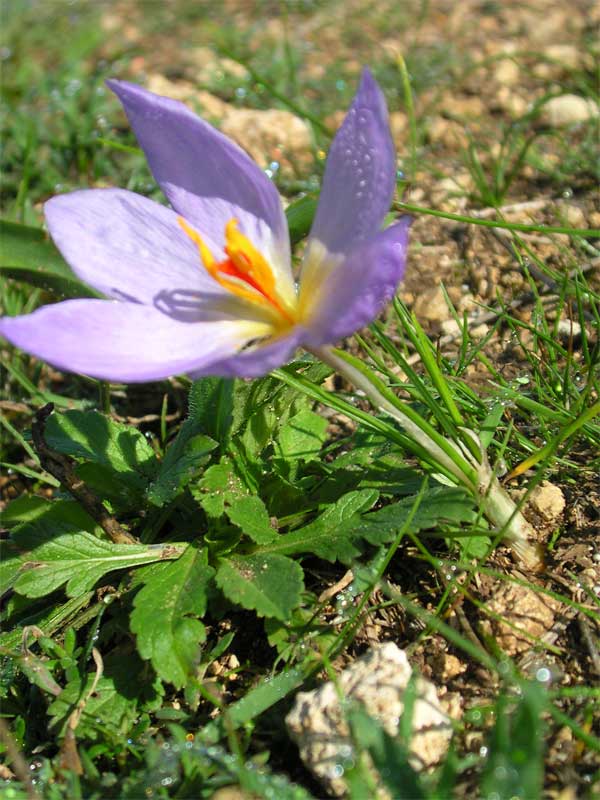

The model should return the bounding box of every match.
[285,194,317,245]
[147,433,217,507]
[12,522,181,598]
[44,409,158,491]
[47,650,161,742]
[215,553,304,620]
[8,497,101,536]
[257,489,380,561]
[130,544,214,688]
[188,376,234,442]
[354,487,477,547]
[0,540,23,595]
[229,362,330,468]
[195,458,277,544]
[257,487,475,560]
[199,664,306,745]
[274,408,328,478]
[226,495,278,545]
[1,495,52,528]
[480,402,505,450]
[0,219,99,298]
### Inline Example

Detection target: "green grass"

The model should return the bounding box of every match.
[1,2,599,798]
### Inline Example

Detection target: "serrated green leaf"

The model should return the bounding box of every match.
[230,362,330,467]
[147,432,217,507]
[354,487,477,546]
[226,495,278,545]
[0,219,100,298]
[130,544,214,688]
[257,489,380,561]
[256,487,475,561]
[47,650,160,742]
[275,408,327,462]
[195,459,235,519]
[195,458,277,543]
[215,553,304,620]
[44,410,158,491]
[12,523,181,598]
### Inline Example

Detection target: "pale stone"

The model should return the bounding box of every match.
[556,201,586,228]
[495,59,520,87]
[220,108,312,171]
[529,481,566,523]
[440,318,461,337]
[540,95,600,127]
[286,643,452,798]
[480,583,560,656]
[413,285,449,323]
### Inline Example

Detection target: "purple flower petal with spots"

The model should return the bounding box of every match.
[307,68,396,255]
[0,68,409,383]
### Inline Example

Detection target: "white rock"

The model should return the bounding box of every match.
[441,318,461,337]
[556,318,583,341]
[556,201,586,229]
[286,643,452,798]
[495,58,520,87]
[529,481,566,523]
[540,95,599,127]
[413,285,449,323]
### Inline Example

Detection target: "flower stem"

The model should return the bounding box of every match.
[311,345,542,570]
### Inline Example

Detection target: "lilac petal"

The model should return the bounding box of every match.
[0,300,272,382]
[189,327,305,379]
[308,68,396,255]
[302,218,411,347]
[45,189,226,303]
[107,80,290,263]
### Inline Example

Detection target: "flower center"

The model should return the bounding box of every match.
[178,216,295,326]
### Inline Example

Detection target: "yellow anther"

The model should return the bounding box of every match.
[178,216,295,326]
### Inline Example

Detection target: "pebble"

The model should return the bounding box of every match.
[413,285,449,323]
[495,58,520,87]
[529,481,566,523]
[540,95,600,127]
[480,582,560,657]
[286,643,452,798]
[556,201,586,229]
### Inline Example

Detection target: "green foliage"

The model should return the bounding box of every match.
[130,545,214,688]
[216,553,304,621]
[11,525,180,598]
[2,5,598,796]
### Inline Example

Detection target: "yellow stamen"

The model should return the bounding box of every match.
[178,216,295,325]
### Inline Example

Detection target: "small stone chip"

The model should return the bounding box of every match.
[285,642,452,798]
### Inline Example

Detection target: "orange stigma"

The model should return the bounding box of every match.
[178,216,294,325]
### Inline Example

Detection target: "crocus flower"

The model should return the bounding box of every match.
[0,69,409,382]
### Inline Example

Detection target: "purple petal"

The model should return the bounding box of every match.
[107,80,290,261]
[308,68,396,255]
[45,189,225,303]
[189,327,305,379]
[0,300,272,382]
[302,218,411,347]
